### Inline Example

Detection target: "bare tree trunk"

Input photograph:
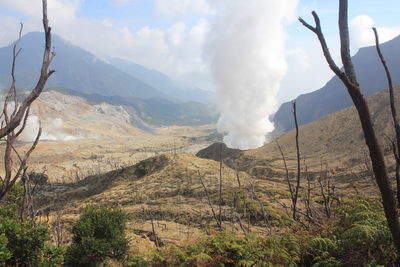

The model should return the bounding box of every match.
[198,171,221,229]
[303,160,314,222]
[276,141,297,218]
[317,161,335,219]
[249,181,271,234]
[0,0,54,203]
[0,0,55,139]
[292,101,301,220]
[299,0,400,253]
[373,27,400,207]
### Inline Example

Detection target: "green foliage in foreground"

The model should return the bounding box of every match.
[304,197,396,267]
[65,206,129,267]
[128,197,397,267]
[0,184,64,267]
[128,232,301,267]
[0,183,397,267]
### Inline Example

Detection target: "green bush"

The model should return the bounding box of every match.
[0,218,50,266]
[0,184,63,267]
[304,197,397,266]
[65,207,129,267]
[130,232,301,267]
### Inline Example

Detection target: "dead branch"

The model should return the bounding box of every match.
[249,180,271,234]
[0,0,54,204]
[373,27,400,207]
[0,0,54,139]
[299,0,400,252]
[303,160,315,222]
[198,170,221,229]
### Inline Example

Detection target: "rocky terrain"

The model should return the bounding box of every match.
[27,87,400,252]
[0,90,220,182]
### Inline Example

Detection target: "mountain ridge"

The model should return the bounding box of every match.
[109,57,212,104]
[0,32,167,100]
[273,34,400,133]
[0,31,212,104]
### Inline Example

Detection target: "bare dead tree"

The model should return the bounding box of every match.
[21,173,34,219]
[276,141,293,198]
[299,0,400,252]
[52,207,66,247]
[292,101,302,220]
[198,170,221,229]
[362,149,375,182]
[21,171,48,220]
[0,0,55,139]
[150,212,160,248]
[141,207,160,248]
[373,27,400,207]
[0,125,41,203]
[0,0,54,203]
[275,102,301,220]
[249,180,271,234]
[276,141,297,217]
[303,160,315,222]
[230,190,247,235]
[317,161,336,218]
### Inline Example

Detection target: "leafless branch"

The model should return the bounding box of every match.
[300,0,400,252]
[292,101,301,220]
[198,170,221,229]
[374,27,400,207]
[0,0,54,139]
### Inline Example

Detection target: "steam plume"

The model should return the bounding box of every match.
[206,0,298,149]
[19,116,82,142]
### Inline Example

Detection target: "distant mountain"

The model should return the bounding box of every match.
[0,32,165,99]
[0,32,212,104]
[109,57,212,103]
[273,34,400,133]
[49,87,217,126]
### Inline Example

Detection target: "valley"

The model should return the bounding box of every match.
[1,1,400,265]
[0,90,219,182]
[27,86,397,255]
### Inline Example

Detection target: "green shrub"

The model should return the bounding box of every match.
[0,217,63,267]
[0,232,11,264]
[304,197,397,266]
[65,206,129,267]
[0,184,63,267]
[133,232,301,267]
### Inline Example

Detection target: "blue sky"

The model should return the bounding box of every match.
[0,0,399,104]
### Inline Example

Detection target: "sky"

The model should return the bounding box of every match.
[0,0,400,104]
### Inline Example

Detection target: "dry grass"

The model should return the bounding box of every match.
[224,88,399,185]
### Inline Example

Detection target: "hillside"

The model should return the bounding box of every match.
[220,87,400,182]
[36,153,291,247]
[0,89,219,180]
[47,87,217,127]
[273,34,400,133]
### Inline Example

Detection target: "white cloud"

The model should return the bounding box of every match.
[350,15,400,52]
[154,0,211,18]
[112,0,137,7]
[0,0,212,89]
[1,0,82,20]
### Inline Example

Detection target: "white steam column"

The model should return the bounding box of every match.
[206,0,298,149]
